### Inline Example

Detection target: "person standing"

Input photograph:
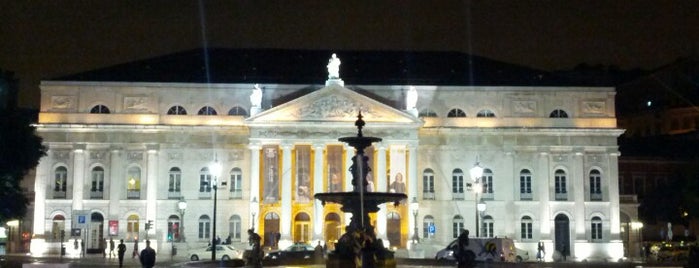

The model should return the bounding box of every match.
[117,239,127,268]
[102,238,107,258]
[132,239,139,258]
[139,240,156,268]
[455,229,472,268]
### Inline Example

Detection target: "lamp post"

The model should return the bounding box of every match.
[210,158,222,261]
[177,198,187,242]
[410,197,420,244]
[469,161,484,237]
[631,221,644,260]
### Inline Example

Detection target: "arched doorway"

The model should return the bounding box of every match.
[88,212,104,253]
[324,213,341,250]
[293,212,311,243]
[387,212,401,248]
[51,215,65,241]
[554,214,570,258]
[263,212,280,249]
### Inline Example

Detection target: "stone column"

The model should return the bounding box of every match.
[32,150,50,236]
[248,144,261,230]
[375,144,387,239]
[407,144,418,238]
[109,148,122,221]
[607,151,622,241]
[312,144,325,241]
[72,144,86,210]
[280,144,293,242]
[573,151,586,240]
[343,144,353,223]
[146,144,159,238]
[503,151,516,237]
[538,151,551,239]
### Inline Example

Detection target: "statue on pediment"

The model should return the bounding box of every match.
[250,84,262,108]
[406,86,418,110]
[327,53,341,79]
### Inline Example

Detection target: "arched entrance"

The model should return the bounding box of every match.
[387,212,401,248]
[324,213,341,250]
[293,212,311,243]
[554,214,570,258]
[88,212,104,253]
[51,215,65,241]
[263,212,280,248]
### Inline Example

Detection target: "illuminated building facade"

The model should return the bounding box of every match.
[30,49,631,261]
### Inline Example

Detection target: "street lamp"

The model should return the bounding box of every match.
[177,198,187,242]
[410,197,420,244]
[470,161,484,237]
[209,157,222,261]
[631,221,644,260]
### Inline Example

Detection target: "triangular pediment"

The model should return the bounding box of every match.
[247,84,421,126]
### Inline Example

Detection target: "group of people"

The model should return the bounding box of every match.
[101,238,156,268]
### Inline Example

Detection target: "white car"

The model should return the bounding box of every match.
[189,245,242,261]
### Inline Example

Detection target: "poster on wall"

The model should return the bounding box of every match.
[108,220,118,236]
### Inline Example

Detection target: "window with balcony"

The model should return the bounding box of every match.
[589,169,602,201]
[422,215,434,239]
[53,166,68,199]
[90,166,104,199]
[519,169,533,200]
[199,167,212,199]
[229,168,242,199]
[482,215,494,238]
[229,215,242,242]
[422,168,435,200]
[198,215,211,239]
[591,216,603,241]
[554,169,567,200]
[521,216,533,240]
[482,168,494,200]
[476,109,495,117]
[168,167,182,199]
[452,215,464,238]
[452,169,464,199]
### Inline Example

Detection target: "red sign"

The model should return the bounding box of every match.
[108,220,118,236]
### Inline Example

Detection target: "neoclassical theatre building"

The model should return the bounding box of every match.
[30,49,632,261]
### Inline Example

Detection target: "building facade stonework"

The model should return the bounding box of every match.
[31,55,632,261]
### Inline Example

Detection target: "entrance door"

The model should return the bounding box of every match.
[263,212,280,248]
[89,212,104,252]
[386,212,401,248]
[293,212,311,243]
[324,213,341,250]
[554,214,570,257]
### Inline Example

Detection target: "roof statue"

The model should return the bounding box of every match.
[250,84,263,116]
[406,86,418,116]
[327,53,341,79]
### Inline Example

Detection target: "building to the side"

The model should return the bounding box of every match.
[31,49,631,261]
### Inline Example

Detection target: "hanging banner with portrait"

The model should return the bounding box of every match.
[326,145,343,192]
[262,145,280,203]
[108,220,118,236]
[388,146,407,196]
[295,145,311,203]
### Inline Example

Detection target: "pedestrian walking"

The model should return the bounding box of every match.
[139,240,156,268]
[109,238,115,258]
[117,239,126,267]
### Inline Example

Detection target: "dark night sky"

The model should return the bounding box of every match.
[1,0,698,108]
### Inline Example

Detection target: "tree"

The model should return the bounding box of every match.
[0,112,46,223]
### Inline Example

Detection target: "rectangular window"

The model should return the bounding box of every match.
[452,175,463,193]
[230,172,243,199]
[521,222,533,240]
[591,222,602,240]
[229,220,241,241]
[199,222,210,239]
[200,174,211,192]
[483,222,494,238]
[423,173,434,200]
[452,221,464,238]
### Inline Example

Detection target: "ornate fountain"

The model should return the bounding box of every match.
[315,112,407,268]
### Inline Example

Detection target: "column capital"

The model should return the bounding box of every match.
[73,143,86,152]
[146,144,160,152]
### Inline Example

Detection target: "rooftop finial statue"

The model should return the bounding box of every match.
[327,53,341,79]
[250,84,262,108]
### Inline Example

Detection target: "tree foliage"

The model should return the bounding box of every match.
[0,111,46,223]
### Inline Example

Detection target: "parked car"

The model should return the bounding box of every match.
[435,237,528,263]
[656,245,689,262]
[189,245,242,261]
[264,243,316,261]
